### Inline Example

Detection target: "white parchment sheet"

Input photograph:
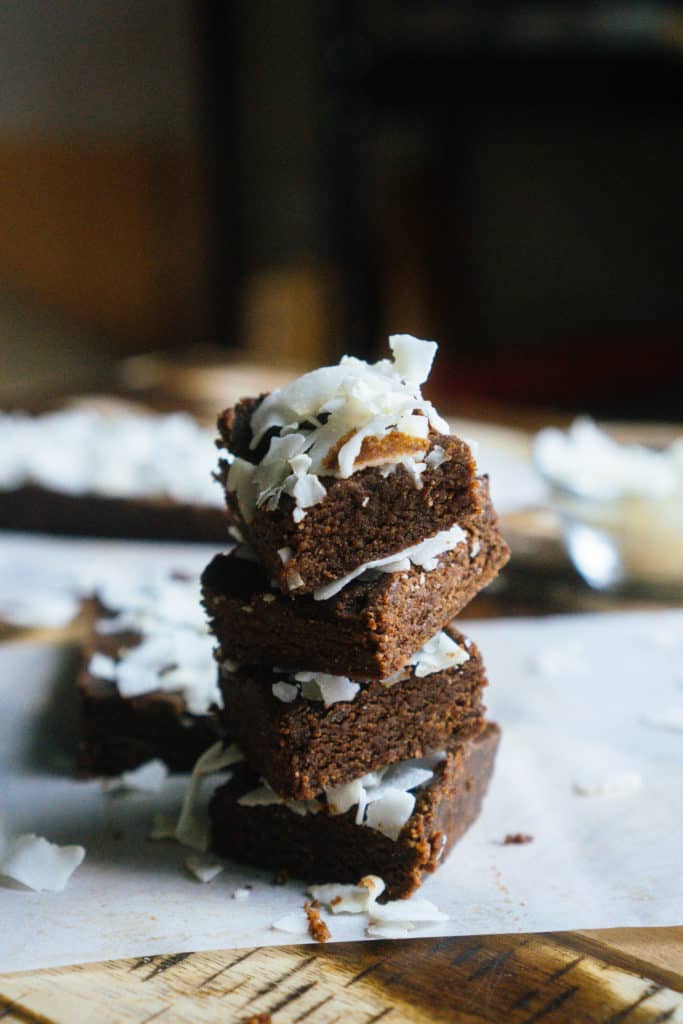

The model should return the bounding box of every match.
[1,591,682,971]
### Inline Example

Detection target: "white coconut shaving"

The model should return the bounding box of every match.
[106,758,168,794]
[175,741,244,851]
[0,832,85,892]
[408,630,470,677]
[272,680,299,703]
[364,789,416,841]
[0,406,223,506]
[294,671,360,706]
[232,886,252,900]
[226,336,452,523]
[534,417,683,501]
[271,911,310,935]
[313,521,468,601]
[237,779,322,817]
[185,854,224,884]
[88,572,220,716]
[309,876,448,937]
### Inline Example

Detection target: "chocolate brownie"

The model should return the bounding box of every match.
[78,663,220,775]
[77,581,221,775]
[0,484,228,542]
[216,627,487,800]
[217,396,480,595]
[209,723,500,900]
[202,478,509,680]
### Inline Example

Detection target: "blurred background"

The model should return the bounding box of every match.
[2,0,682,419]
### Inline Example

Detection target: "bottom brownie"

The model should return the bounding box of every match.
[209,722,500,900]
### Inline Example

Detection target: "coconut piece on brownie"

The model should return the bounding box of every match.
[216,335,481,595]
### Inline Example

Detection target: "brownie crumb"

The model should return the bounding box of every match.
[271,868,289,886]
[242,1014,272,1024]
[503,833,534,845]
[304,900,331,943]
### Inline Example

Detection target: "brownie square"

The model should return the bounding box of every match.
[203,477,509,680]
[209,722,500,900]
[77,604,220,776]
[216,626,487,800]
[217,396,481,596]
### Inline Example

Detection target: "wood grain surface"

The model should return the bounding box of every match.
[2,929,682,1023]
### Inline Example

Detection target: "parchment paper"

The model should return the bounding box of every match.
[1,567,681,971]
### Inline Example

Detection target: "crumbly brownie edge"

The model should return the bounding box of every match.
[209,723,500,900]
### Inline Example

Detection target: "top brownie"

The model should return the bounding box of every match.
[216,336,481,596]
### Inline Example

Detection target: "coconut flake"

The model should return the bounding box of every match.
[286,570,305,591]
[408,631,469,678]
[271,911,310,935]
[272,681,299,703]
[88,652,117,681]
[0,833,85,892]
[369,898,448,924]
[108,758,168,794]
[389,334,437,385]
[309,876,385,914]
[237,782,284,808]
[425,444,449,469]
[294,671,360,706]
[176,741,243,850]
[314,522,467,600]
[185,854,223,883]
[325,779,364,816]
[366,923,413,939]
[364,788,415,841]
[470,539,481,559]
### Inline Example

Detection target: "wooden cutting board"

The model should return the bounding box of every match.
[1,928,682,1022]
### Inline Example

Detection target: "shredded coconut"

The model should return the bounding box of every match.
[89,572,220,716]
[226,336,452,523]
[185,854,224,883]
[313,522,467,601]
[175,742,244,851]
[106,758,168,794]
[0,832,85,892]
[408,630,469,677]
[0,406,223,506]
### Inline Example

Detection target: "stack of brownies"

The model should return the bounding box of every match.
[202,336,510,899]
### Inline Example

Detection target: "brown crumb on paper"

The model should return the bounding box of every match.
[503,833,534,845]
[242,1014,272,1024]
[304,900,331,943]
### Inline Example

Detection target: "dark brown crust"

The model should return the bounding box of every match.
[77,616,220,776]
[216,626,487,800]
[217,397,481,595]
[202,478,509,680]
[209,722,500,900]
[0,484,228,542]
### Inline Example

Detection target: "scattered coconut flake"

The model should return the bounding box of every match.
[108,758,168,794]
[286,569,305,591]
[425,445,449,469]
[408,630,469,677]
[294,671,360,706]
[573,772,643,798]
[232,886,252,900]
[366,923,413,939]
[325,779,364,816]
[185,854,223,884]
[369,898,449,924]
[277,547,293,564]
[0,833,85,892]
[314,522,467,600]
[237,782,284,808]
[361,496,370,507]
[365,788,415,841]
[308,876,385,914]
[176,741,244,850]
[272,681,299,703]
[88,652,117,681]
[400,457,427,489]
[271,911,310,935]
